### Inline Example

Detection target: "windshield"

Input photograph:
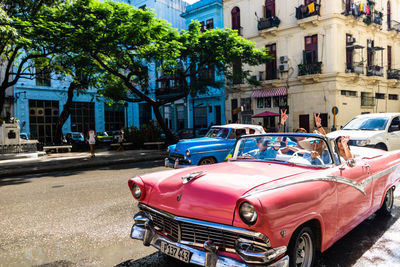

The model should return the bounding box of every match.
[72,134,82,138]
[205,127,231,139]
[97,132,108,136]
[343,117,388,130]
[232,134,335,167]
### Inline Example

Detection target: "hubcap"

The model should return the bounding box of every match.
[385,188,394,211]
[295,232,313,267]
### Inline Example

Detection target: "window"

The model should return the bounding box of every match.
[346,34,354,70]
[264,97,271,108]
[206,19,214,29]
[387,1,391,29]
[71,102,95,134]
[304,35,318,64]
[104,103,124,131]
[265,0,275,18]
[319,113,328,127]
[375,93,385,99]
[389,94,398,100]
[194,107,207,128]
[200,21,205,32]
[231,99,238,122]
[139,103,152,127]
[231,7,241,34]
[265,44,277,80]
[279,95,287,107]
[388,46,392,70]
[341,90,357,96]
[367,39,374,67]
[257,98,264,108]
[29,99,59,144]
[177,105,185,129]
[232,58,242,84]
[272,96,279,107]
[35,61,51,87]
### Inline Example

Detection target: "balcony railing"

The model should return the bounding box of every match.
[258,16,280,31]
[346,62,364,74]
[361,96,375,107]
[366,65,383,76]
[295,3,320,20]
[387,69,400,79]
[298,62,322,76]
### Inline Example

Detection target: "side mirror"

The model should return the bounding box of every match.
[346,158,356,168]
[340,125,343,129]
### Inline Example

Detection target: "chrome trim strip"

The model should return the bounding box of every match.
[243,163,400,197]
[191,148,231,155]
[138,203,270,246]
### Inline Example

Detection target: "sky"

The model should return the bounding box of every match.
[184,0,200,4]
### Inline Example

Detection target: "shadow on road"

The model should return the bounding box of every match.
[0,160,165,187]
[319,205,400,266]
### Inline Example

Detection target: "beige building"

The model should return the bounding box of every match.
[224,0,400,132]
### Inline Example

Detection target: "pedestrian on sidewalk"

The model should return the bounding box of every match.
[117,128,125,151]
[87,128,96,158]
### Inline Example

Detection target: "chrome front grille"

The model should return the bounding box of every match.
[140,205,269,251]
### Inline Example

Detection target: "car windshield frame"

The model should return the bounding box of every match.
[342,117,389,131]
[230,133,339,168]
[205,127,232,139]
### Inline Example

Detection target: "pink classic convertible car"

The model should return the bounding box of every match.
[129,133,400,267]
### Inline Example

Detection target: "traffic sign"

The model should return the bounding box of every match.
[332,106,339,115]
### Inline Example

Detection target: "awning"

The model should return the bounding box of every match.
[251,111,280,118]
[251,87,287,98]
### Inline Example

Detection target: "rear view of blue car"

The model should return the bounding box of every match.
[165,124,265,168]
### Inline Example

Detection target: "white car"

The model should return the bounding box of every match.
[327,113,400,151]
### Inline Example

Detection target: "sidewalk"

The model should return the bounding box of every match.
[0,148,168,177]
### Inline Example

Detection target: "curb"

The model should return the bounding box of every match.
[0,153,167,178]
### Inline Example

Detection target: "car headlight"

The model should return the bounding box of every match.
[132,183,142,199]
[239,202,258,225]
[355,140,369,146]
[186,149,191,157]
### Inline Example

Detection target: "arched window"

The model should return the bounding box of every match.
[231,7,240,31]
[265,0,275,18]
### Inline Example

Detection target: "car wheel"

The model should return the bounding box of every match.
[198,157,216,165]
[288,226,316,267]
[375,143,387,151]
[377,187,394,216]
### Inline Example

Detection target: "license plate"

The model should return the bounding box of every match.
[160,241,191,263]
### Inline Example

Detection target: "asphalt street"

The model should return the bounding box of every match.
[0,160,399,267]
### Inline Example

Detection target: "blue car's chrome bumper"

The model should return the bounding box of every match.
[131,211,289,267]
[165,157,192,168]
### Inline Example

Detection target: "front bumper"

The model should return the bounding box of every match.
[165,157,192,168]
[130,211,289,267]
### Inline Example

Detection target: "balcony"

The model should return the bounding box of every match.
[361,96,375,107]
[387,69,400,80]
[366,65,383,77]
[298,62,322,76]
[258,17,280,31]
[295,3,320,20]
[346,62,364,74]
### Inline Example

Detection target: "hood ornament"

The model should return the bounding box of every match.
[182,171,207,184]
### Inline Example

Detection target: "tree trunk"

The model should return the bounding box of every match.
[152,103,176,144]
[54,82,78,144]
[0,84,6,116]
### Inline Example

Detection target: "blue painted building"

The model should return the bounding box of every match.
[13,0,188,143]
[181,0,225,129]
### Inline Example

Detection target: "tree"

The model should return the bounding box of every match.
[0,0,63,113]
[61,0,270,143]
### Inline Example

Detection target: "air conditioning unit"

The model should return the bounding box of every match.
[280,56,288,63]
[279,64,289,72]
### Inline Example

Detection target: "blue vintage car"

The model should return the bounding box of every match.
[165,124,265,168]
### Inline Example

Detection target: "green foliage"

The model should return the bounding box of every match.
[124,123,162,148]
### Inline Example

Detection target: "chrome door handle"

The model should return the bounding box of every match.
[362,163,370,168]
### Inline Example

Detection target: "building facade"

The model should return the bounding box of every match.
[181,0,226,129]
[223,0,400,132]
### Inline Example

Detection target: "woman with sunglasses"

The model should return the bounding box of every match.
[335,136,353,161]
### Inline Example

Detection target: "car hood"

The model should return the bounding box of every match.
[174,137,226,152]
[327,129,383,140]
[144,161,310,225]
